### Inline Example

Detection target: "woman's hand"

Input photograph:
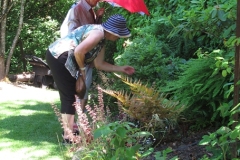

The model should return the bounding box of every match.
[121,66,135,75]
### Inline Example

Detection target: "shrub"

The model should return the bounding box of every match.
[162,49,234,128]
[115,33,184,88]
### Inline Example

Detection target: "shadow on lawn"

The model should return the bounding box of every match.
[0,101,62,144]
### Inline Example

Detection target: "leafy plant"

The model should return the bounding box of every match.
[199,104,240,160]
[157,0,236,50]
[162,49,234,127]
[114,23,185,88]
[93,121,153,160]
[154,147,178,160]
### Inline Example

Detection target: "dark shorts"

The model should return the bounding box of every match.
[46,49,76,115]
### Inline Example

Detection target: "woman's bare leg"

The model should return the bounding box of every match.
[62,114,75,139]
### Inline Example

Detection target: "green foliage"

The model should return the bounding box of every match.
[21,17,59,57]
[8,17,59,73]
[94,121,153,160]
[74,121,153,160]
[115,33,184,88]
[157,0,236,51]
[154,147,178,160]
[6,0,75,74]
[200,126,233,159]
[199,104,240,160]
[162,49,234,126]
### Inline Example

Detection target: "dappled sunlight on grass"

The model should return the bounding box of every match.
[0,106,65,159]
[0,140,12,148]
[19,109,42,116]
[0,138,63,160]
[0,82,65,159]
[0,101,58,118]
[0,110,15,117]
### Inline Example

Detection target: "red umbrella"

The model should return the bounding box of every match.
[101,0,150,15]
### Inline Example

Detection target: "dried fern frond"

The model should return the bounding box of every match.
[114,73,159,98]
[100,88,132,113]
[101,88,127,103]
[101,74,185,130]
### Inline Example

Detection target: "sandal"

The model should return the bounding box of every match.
[62,130,79,137]
[62,138,73,145]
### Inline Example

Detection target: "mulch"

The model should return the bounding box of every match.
[143,126,216,160]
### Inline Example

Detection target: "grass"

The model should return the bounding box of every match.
[0,82,70,160]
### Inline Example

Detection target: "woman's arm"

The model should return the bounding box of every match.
[74,29,104,78]
[94,46,135,75]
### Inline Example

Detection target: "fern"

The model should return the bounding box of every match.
[100,74,184,130]
[162,50,233,124]
[164,55,228,105]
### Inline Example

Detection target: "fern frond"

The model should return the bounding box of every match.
[101,88,131,108]
[101,74,185,130]
[114,73,159,97]
[114,73,141,89]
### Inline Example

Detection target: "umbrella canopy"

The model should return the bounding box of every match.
[102,0,150,15]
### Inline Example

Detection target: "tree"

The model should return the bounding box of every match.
[232,0,240,158]
[0,0,9,80]
[0,0,26,81]
[0,0,75,81]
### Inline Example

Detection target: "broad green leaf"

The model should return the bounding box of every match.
[141,148,154,157]
[215,56,224,59]
[235,124,240,129]
[216,126,231,135]
[162,147,173,157]
[226,67,231,73]
[211,9,217,18]
[217,10,226,21]
[213,49,221,53]
[230,130,240,139]
[215,61,221,67]
[170,156,179,160]
[94,127,112,139]
[112,137,120,146]
[116,127,127,137]
[131,131,152,137]
[222,70,227,77]
[199,135,210,145]
[211,139,217,146]
[222,61,229,68]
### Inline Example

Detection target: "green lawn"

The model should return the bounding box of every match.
[0,82,69,160]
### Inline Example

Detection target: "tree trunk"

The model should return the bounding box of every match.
[5,0,26,76]
[0,0,8,80]
[232,0,240,158]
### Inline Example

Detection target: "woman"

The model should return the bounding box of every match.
[46,14,135,143]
